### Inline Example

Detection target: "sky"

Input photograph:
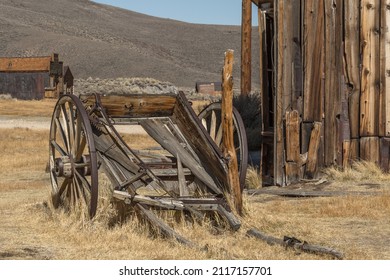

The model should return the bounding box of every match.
[92,0,258,26]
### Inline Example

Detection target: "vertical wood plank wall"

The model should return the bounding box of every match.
[254,0,390,185]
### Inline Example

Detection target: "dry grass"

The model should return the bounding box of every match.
[245,166,262,190]
[0,99,56,117]
[1,99,390,260]
[325,161,390,183]
[1,127,390,260]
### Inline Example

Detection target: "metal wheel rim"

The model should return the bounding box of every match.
[49,94,98,218]
[198,102,248,190]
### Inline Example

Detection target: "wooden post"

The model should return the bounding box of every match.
[222,50,242,215]
[274,0,285,186]
[241,0,252,96]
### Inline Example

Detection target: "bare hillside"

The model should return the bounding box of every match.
[0,0,259,88]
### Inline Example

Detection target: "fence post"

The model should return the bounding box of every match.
[222,50,242,215]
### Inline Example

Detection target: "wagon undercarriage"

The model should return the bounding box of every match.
[48,91,247,244]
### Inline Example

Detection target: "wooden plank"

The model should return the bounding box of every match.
[350,139,360,163]
[360,0,380,137]
[344,0,361,139]
[210,110,217,141]
[292,0,303,112]
[247,228,344,259]
[324,0,342,166]
[282,0,293,111]
[141,119,223,195]
[380,137,390,171]
[241,0,252,96]
[172,92,228,189]
[135,204,194,247]
[0,56,51,72]
[216,205,241,231]
[285,110,300,162]
[342,140,351,169]
[342,139,359,168]
[274,0,286,186]
[176,154,189,196]
[303,0,325,122]
[221,50,242,215]
[360,136,380,163]
[305,122,322,179]
[81,94,177,118]
[285,162,300,185]
[259,9,271,132]
[301,122,312,155]
[258,7,266,102]
[380,0,390,137]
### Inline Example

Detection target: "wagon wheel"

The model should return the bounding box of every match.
[49,94,98,218]
[198,102,248,190]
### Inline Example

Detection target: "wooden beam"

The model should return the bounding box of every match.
[0,56,51,72]
[241,0,252,96]
[222,50,242,215]
[81,94,177,118]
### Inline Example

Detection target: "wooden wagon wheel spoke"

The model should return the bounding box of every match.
[74,170,92,195]
[75,133,86,161]
[50,140,67,157]
[55,118,69,153]
[49,94,98,218]
[215,124,223,147]
[73,112,82,158]
[198,102,248,191]
[60,103,72,151]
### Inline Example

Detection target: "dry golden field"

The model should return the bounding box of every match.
[1,100,390,260]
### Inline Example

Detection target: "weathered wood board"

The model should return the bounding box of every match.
[81,94,177,118]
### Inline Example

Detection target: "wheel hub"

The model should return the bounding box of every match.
[54,156,74,178]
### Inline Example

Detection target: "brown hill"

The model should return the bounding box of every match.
[0,0,259,88]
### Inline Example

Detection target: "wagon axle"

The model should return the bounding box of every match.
[53,155,91,178]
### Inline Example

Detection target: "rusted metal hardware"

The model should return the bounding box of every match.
[48,91,247,244]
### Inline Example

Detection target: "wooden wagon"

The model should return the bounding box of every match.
[48,91,248,244]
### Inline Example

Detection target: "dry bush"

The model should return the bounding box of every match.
[0,93,14,100]
[324,161,390,183]
[74,77,179,96]
[233,94,262,150]
[245,166,262,189]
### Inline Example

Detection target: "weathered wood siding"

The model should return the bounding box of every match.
[254,0,390,185]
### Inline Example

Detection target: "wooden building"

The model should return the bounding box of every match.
[241,0,390,185]
[195,81,222,95]
[0,53,73,99]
